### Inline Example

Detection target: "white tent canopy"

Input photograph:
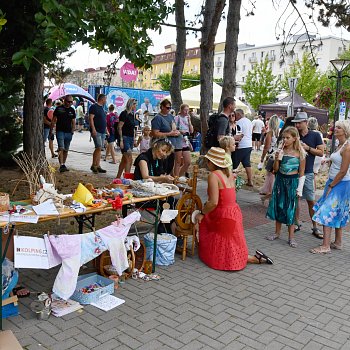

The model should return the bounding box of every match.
[165,82,251,115]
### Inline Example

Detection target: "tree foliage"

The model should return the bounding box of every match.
[0,75,23,165]
[158,72,201,91]
[304,0,350,31]
[1,0,172,156]
[282,53,329,104]
[242,58,280,111]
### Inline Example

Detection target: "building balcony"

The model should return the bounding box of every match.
[215,61,222,67]
[249,56,257,63]
[267,54,276,61]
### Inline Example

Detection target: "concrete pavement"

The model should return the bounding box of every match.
[3,131,350,349]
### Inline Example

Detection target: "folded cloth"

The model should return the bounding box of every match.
[160,209,178,223]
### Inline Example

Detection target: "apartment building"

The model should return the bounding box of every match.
[140,44,201,90]
[214,34,350,97]
[68,67,123,89]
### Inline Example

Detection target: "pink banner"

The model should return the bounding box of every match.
[120,62,138,82]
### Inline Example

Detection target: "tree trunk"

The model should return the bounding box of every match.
[23,62,44,157]
[200,0,226,152]
[220,0,242,111]
[170,0,186,114]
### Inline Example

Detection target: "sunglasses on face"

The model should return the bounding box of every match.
[164,106,171,110]
[66,100,73,103]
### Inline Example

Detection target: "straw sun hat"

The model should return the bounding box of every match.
[204,147,230,168]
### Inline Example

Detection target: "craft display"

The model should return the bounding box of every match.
[130,180,180,197]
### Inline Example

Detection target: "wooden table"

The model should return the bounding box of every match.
[1,193,177,328]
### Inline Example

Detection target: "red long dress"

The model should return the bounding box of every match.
[199,171,248,270]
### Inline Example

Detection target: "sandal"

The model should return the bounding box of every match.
[294,223,301,232]
[312,227,323,239]
[266,233,280,241]
[288,239,298,248]
[12,286,30,298]
[255,250,274,264]
[330,242,343,250]
[310,246,331,254]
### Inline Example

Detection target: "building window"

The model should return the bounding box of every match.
[160,69,164,74]
[217,67,221,74]
[252,52,256,57]
[270,49,275,55]
[243,65,246,71]
[166,64,169,70]
[261,51,264,58]
[242,77,245,82]
[187,61,190,67]
[193,65,198,72]
[243,54,246,60]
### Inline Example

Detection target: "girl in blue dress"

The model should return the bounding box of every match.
[266,127,306,247]
[310,120,350,254]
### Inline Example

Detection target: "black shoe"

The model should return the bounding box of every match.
[90,166,98,174]
[59,165,68,173]
[97,166,107,173]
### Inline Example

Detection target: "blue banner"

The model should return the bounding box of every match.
[88,85,169,115]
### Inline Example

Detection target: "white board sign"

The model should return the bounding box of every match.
[14,236,50,269]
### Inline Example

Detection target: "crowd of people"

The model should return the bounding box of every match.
[43,94,350,270]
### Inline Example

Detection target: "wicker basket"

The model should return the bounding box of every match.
[0,192,10,212]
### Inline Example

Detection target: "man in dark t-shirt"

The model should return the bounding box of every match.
[89,93,108,173]
[52,95,76,172]
[292,111,324,238]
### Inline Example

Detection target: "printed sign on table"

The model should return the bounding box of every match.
[14,236,50,269]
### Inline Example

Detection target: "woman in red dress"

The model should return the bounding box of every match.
[194,147,273,270]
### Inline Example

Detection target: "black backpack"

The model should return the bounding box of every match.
[204,113,228,148]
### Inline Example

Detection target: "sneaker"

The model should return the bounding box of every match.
[97,166,107,173]
[90,166,98,174]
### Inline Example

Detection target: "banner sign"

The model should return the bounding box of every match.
[120,62,138,82]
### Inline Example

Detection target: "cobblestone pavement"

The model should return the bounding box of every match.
[4,132,350,349]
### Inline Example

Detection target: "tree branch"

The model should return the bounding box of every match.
[160,21,202,31]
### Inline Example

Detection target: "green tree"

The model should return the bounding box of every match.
[158,72,201,91]
[0,76,23,165]
[282,53,329,103]
[1,0,172,157]
[242,58,280,111]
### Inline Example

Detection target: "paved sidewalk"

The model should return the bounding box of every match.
[4,132,350,349]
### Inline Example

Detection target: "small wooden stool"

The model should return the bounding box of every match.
[175,226,196,261]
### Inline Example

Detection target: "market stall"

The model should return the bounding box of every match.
[0,169,181,328]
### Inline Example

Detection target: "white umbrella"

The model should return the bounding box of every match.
[165,82,251,115]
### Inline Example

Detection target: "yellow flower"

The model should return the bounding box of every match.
[48,165,56,173]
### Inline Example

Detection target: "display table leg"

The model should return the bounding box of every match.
[152,200,160,273]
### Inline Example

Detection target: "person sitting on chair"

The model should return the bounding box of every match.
[134,138,175,183]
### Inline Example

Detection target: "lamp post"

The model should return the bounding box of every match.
[288,77,298,117]
[329,59,350,153]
